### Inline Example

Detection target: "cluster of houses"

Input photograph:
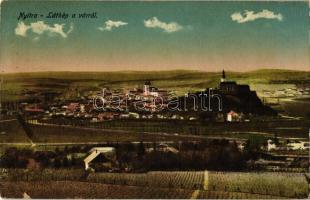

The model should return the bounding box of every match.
[21,81,180,122]
[20,72,257,123]
[23,99,248,123]
[262,87,309,98]
[267,139,310,151]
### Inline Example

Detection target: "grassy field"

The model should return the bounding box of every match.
[1,117,308,147]
[30,119,309,143]
[1,118,308,145]
[28,123,207,143]
[82,119,310,138]
[1,169,308,198]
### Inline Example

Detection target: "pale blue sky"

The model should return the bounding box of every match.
[0,1,309,72]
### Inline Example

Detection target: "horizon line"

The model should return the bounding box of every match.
[1,68,308,74]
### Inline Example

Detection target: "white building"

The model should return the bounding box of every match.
[144,80,151,96]
[267,139,277,151]
[287,141,309,150]
[227,110,239,122]
[84,147,115,170]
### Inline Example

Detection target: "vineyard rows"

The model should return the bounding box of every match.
[88,171,205,189]
[1,181,285,199]
[87,171,309,198]
[208,171,309,198]
[2,169,308,198]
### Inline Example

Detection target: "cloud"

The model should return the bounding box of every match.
[98,20,128,31]
[144,17,183,33]
[15,21,74,38]
[231,9,283,23]
[15,22,30,37]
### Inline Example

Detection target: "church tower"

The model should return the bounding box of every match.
[221,69,226,82]
[144,80,151,96]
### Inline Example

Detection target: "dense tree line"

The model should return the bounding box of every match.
[0,147,83,169]
[0,138,287,172]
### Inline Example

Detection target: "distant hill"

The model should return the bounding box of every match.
[1,69,309,102]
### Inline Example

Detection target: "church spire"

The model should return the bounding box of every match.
[221,69,226,82]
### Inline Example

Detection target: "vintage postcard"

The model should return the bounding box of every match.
[0,0,309,199]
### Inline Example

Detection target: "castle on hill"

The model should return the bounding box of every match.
[219,70,251,95]
[177,70,277,117]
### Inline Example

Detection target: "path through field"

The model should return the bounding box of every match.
[204,170,209,190]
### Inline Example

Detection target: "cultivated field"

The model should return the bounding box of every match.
[1,169,308,198]
[87,171,205,189]
[88,171,309,198]
[208,171,309,198]
[1,181,285,199]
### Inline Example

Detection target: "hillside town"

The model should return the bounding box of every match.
[5,71,277,124]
